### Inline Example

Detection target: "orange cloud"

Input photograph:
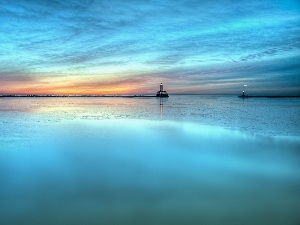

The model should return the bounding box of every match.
[0,75,164,95]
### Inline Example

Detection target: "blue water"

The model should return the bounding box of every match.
[0,96,300,225]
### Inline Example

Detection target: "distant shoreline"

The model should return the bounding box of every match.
[1,94,300,98]
[238,95,300,98]
[0,95,158,98]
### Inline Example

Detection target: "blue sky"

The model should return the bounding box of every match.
[0,0,299,94]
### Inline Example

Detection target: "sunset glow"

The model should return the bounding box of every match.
[0,0,299,95]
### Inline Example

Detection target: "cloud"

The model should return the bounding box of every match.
[0,0,299,94]
[0,72,36,82]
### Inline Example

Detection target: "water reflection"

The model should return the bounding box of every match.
[157,97,168,120]
[0,96,299,136]
[0,119,300,225]
[160,98,163,119]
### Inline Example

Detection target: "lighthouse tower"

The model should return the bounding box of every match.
[156,83,169,97]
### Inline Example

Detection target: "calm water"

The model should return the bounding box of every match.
[0,95,300,225]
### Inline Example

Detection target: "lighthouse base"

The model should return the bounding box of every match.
[156,91,169,97]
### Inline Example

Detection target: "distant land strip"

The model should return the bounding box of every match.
[0,95,158,98]
[238,95,300,98]
[1,95,300,98]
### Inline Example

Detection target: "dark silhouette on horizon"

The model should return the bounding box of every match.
[156,83,169,98]
[238,91,300,98]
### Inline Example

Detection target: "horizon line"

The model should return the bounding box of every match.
[1,94,300,98]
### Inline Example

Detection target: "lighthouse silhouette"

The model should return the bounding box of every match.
[156,83,169,97]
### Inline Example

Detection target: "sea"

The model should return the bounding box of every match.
[0,95,300,225]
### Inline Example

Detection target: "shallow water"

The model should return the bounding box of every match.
[1,95,299,136]
[0,96,300,225]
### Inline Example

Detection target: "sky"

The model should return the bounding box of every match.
[0,0,300,95]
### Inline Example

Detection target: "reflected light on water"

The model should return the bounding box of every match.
[0,119,300,225]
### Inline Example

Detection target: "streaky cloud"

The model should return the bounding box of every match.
[0,0,299,94]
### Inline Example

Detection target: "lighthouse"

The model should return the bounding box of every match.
[156,83,169,97]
